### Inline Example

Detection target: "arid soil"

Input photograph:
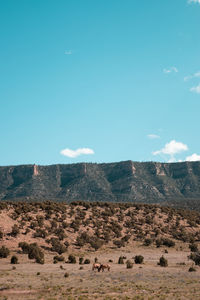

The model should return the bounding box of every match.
[0,246,200,300]
[1,201,200,299]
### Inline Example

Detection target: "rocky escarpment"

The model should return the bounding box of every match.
[0,161,200,209]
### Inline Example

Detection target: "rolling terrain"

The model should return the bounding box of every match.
[1,201,200,299]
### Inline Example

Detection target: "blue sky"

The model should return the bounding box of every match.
[1,0,200,165]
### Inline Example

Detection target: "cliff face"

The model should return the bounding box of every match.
[0,161,200,207]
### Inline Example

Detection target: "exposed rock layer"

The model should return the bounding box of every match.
[0,161,200,208]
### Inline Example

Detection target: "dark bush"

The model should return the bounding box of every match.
[155,239,162,248]
[0,246,10,258]
[126,260,133,269]
[144,238,153,246]
[158,256,168,267]
[11,224,20,237]
[162,238,175,248]
[11,255,18,264]
[189,266,196,272]
[27,243,45,264]
[79,257,84,265]
[189,252,200,265]
[84,258,90,264]
[68,254,76,264]
[50,238,67,254]
[64,272,69,278]
[134,255,144,264]
[0,230,3,239]
[118,256,124,264]
[33,228,47,238]
[53,255,65,263]
[189,243,198,252]
[18,242,30,254]
[113,239,125,248]
[89,238,103,251]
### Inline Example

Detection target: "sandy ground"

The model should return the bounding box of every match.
[0,246,200,300]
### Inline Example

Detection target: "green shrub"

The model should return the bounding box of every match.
[189,252,200,265]
[11,255,18,264]
[134,255,144,264]
[18,242,30,254]
[158,256,168,267]
[113,239,125,248]
[26,243,45,264]
[11,224,20,237]
[79,257,84,265]
[118,256,124,264]
[53,255,64,263]
[0,246,10,258]
[144,238,153,246]
[189,243,198,252]
[189,266,196,272]
[84,258,90,264]
[162,238,175,248]
[50,238,67,254]
[126,260,133,269]
[155,239,162,248]
[68,254,76,264]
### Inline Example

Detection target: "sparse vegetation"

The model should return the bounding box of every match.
[68,254,76,264]
[0,246,10,258]
[126,260,133,268]
[11,255,18,264]
[158,256,168,267]
[134,255,144,264]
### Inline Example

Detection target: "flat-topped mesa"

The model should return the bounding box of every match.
[0,161,200,208]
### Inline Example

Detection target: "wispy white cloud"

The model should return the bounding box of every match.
[188,0,200,4]
[163,67,178,74]
[153,140,188,162]
[184,71,200,81]
[147,134,160,139]
[186,153,200,161]
[65,50,72,55]
[60,147,94,158]
[190,84,200,94]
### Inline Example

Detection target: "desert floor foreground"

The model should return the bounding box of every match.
[0,246,200,300]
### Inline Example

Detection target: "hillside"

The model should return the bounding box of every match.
[1,201,200,253]
[1,201,200,299]
[0,161,200,210]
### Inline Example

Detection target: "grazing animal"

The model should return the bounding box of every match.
[98,264,110,272]
[92,263,101,271]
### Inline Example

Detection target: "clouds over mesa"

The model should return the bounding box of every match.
[186,153,200,161]
[153,140,200,162]
[60,148,94,158]
[153,140,188,162]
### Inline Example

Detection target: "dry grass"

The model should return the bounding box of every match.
[0,246,200,299]
[1,201,200,299]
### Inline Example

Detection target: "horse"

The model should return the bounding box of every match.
[98,264,110,272]
[92,263,101,271]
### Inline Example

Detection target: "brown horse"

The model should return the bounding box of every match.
[98,264,110,272]
[92,263,101,271]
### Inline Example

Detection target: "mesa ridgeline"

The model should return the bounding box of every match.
[1,160,200,210]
